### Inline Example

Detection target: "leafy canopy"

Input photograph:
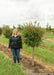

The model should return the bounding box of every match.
[23,23,44,47]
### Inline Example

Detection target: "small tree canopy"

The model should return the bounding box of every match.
[22,23,44,47]
[3,25,12,38]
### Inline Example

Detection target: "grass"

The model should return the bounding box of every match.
[0,37,54,64]
[41,41,54,47]
[0,53,26,75]
[0,37,9,44]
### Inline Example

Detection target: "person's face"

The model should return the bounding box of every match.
[14,29,17,35]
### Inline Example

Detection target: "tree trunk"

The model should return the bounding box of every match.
[32,47,35,66]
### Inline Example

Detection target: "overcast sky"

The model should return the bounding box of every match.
[0,0,54,28]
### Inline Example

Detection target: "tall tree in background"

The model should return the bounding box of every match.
[17,24,24,31]
[37,22,40,27]
[48,25,51,32]
[17,24,21,30]
[46,23,49,31]
[13,25,16,30]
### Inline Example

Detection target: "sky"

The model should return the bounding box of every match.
[0,0,54,28]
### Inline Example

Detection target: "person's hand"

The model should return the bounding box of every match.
[20,48,22,51]
[8,48,11,52]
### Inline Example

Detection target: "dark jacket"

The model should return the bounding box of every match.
[8,35,22,49]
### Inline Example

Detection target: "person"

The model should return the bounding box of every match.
[8,28,22,65]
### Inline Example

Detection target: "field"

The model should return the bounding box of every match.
[0,32,54,75]
[0,32,54,64]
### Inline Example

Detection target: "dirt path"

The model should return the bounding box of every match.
[0,43,54,75]
[40,38,54,52]
[39,44,54,52]
[43,39,54,43]
[0,51,11,60]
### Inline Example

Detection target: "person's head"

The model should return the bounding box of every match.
[12,28,18,36]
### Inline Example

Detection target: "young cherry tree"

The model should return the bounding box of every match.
[23,22,44,66]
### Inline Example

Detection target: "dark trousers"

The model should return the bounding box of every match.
[11,49,20,63]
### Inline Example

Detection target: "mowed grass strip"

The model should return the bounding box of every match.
[0,53,26,75]
[23,44,54,64]
[0,37,54,64]
[41,41,54,47]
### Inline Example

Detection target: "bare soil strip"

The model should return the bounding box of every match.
[39,44,54,52]
[39,44,51,49]
[0,43,54,75]
[43,39,54,43]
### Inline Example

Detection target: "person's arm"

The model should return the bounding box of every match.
[8,36,12,49]
[20,36,22,49]
[19,36,22,49]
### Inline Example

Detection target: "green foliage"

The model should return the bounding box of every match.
[2,25,10,34]
[17,24,24,31]
[4,28,12,38]
[52,29,54,34]
[2,25,12,38]
[46,23,52,32]
[48,25,52,31]
[22,22,44,47]
[37,22,40,28]
[0,27,2,35]
[18,24,21,30]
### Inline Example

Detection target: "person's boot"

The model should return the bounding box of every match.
[18,63,20,65]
